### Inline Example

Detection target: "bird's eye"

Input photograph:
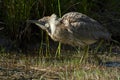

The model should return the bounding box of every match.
[45,23,49,27]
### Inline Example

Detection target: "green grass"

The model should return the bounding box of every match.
[1,0,120,52]
[0,52,119,80]
[0,0,120,79]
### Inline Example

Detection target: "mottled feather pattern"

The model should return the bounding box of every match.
[29,12,111,47]
[61,12,111,40]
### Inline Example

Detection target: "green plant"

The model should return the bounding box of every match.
[3,0,35,39]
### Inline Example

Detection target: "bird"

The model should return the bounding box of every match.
[27,12,111,47]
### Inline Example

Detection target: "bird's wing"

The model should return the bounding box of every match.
[61,12,111,40]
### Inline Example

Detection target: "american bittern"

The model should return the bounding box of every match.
[27,12,111,47]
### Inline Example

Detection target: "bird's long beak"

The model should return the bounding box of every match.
[27,20,46,30]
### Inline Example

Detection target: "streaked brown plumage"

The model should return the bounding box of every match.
[27,12,111,47]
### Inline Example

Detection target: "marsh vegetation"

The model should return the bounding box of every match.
[0,0,120,79]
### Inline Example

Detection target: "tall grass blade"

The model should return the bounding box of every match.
[55,0,62,57]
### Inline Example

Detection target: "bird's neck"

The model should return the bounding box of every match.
[49,17,58,35]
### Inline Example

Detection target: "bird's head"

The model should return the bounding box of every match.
[27,16,50,30]
[27,14,61,35]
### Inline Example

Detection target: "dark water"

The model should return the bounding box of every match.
[101,61,120,67]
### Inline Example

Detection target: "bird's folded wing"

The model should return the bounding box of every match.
[61,12,111,40]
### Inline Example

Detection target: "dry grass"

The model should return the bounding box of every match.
[0,52,119,80]
[0,0,120,79]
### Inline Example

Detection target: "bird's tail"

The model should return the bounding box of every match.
[111,39,120,45]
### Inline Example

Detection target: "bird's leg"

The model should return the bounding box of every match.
[94,40,104,53]
[55,42,61,57]
[80,45,89,63]
[93,40,104,65]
